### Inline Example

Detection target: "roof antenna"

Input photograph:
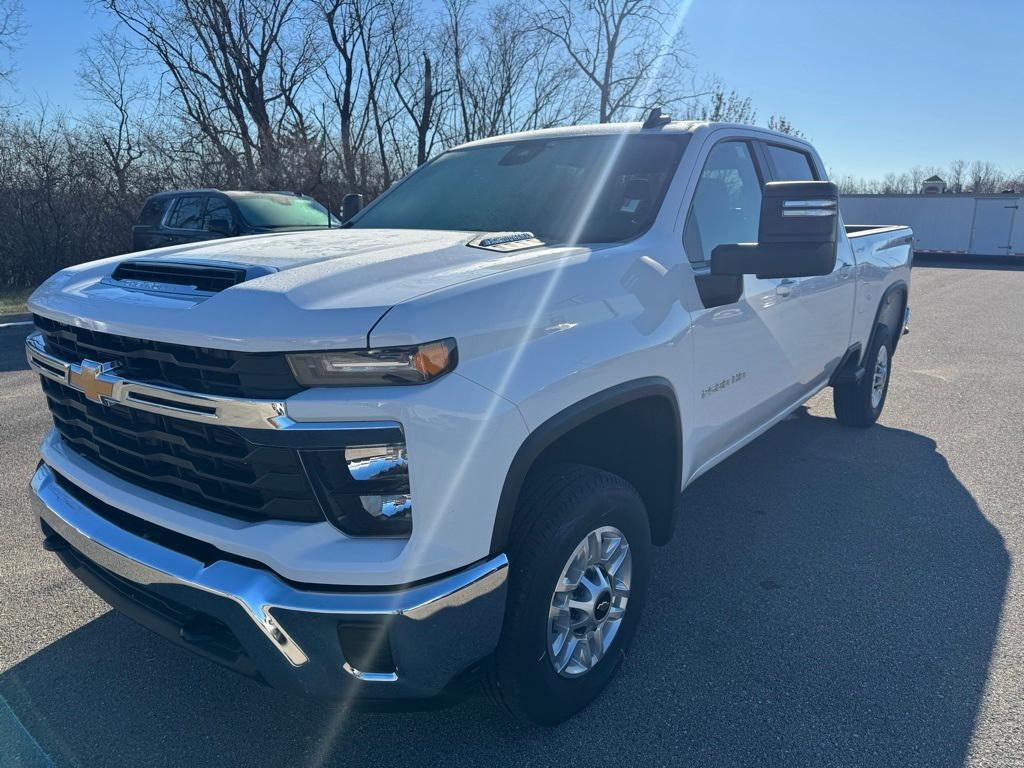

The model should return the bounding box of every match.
[642,106,671,129]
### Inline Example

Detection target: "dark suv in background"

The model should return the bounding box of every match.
[132,189,339,251]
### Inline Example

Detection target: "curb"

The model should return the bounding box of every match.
[0,313,32,327]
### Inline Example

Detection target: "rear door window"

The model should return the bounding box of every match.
[167,196,206,230]
[766,144,817,181]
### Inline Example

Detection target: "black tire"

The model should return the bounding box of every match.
[482,464,651,725]
[834,323,893,427]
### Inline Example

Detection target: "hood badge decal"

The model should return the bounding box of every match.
[469,231,545,252]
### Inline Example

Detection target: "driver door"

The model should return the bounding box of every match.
[683,139,802,474]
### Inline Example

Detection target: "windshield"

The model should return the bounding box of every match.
[351,134,690,244]
[231,193,338,228]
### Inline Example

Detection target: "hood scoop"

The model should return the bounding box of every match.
[468,231,545,252]
[108,259,276,296]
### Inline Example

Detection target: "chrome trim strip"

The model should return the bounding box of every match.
[782,208,837,217]
[342,663,399,683]
[31,463,509,675]
[782,199,837,217]
[25,331,392,431]
[783,199,837,209]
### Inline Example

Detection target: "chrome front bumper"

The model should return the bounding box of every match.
[30,463,508,699]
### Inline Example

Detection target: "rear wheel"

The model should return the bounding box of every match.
[834,324,893,427]
[483,464,651,725]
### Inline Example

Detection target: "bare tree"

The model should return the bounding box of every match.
[968,160,1002,194]
[947,159,966,193]
[908,165,925,193]
[322,0,374,191]
[102,0,322,186]
[384,0,445,167]
[766,114,803,138]
[79,30,148,213]
[535,0,696,123]
[441,0,580,143]
[352,0,399,186]
[696,85,755,124]
[0,0,23,88]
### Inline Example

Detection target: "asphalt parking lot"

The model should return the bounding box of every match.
[1,263,1022,767]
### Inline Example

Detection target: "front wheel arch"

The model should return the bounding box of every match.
[490,378,683,554]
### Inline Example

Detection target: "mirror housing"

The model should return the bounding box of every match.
[207,216,234,236]
[342,193,363,222]
[710,181,839,279]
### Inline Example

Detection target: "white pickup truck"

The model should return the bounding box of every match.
[26,116,912,724]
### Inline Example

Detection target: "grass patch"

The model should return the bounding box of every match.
[0,287,34,316]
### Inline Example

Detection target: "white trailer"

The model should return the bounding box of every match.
[840,194,1022,257]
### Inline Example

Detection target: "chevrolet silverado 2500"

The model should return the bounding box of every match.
[26,118,912,725]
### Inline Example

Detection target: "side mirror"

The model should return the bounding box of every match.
[341,193,363,223]
[207,216,234,236]
[710,181,839,279]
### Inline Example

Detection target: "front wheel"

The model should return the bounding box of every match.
[834,324,893,427]
[483,464,651,725]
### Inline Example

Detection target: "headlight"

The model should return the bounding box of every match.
[302,443,413,537]
[288,338,457,387]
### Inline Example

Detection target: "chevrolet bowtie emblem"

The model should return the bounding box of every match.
[68,359,120,403]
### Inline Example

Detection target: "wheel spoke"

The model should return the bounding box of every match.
[575,637,592,669]
[554,636,579,674]
[606,541,630,577]
[612,576,630,598]
[578,569,603,599]
[554,574,578,594]
[567,596,592,614]
[568,612,590,632]
[600,533,622,563]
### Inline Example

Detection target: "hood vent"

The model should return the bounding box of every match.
[110,260,274,295]
[468,231,545,252]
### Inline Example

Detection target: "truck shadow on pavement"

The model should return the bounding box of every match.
[0,408,1009,768]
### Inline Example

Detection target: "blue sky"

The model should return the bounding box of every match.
[11,0,1023,179]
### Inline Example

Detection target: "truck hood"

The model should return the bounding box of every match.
[28,228,584,352]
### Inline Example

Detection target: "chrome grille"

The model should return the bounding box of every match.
[33,315,303,399]
[41,376,322,523]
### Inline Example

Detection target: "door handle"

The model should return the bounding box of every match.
[839,260,853,276]
[776,278,797,297]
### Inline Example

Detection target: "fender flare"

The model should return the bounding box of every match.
[489,377,683,554]
[866,279,909,361]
